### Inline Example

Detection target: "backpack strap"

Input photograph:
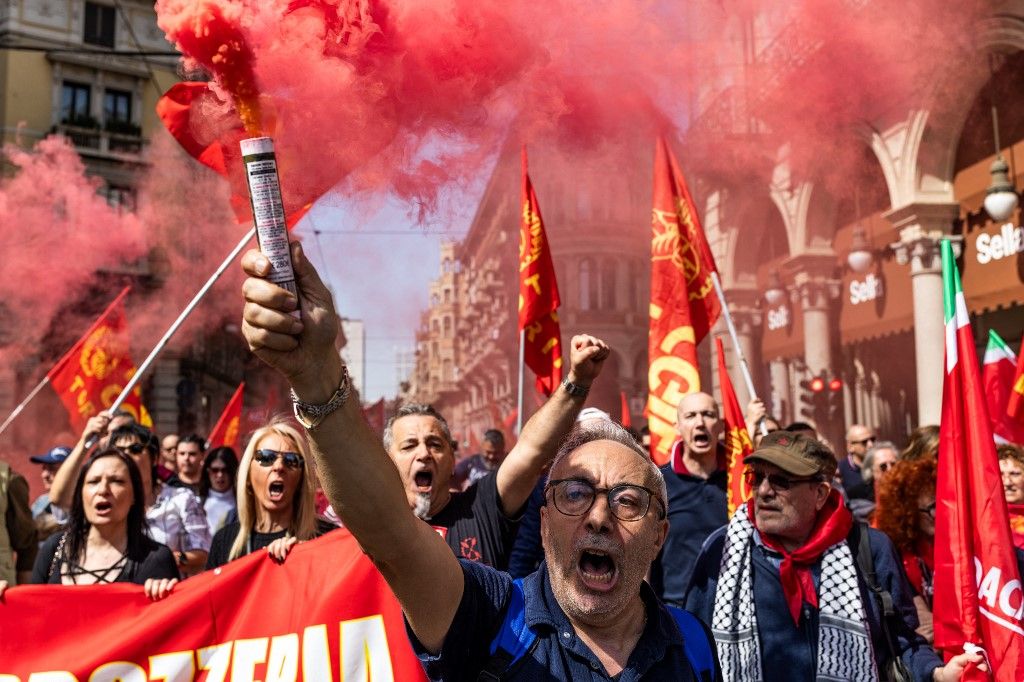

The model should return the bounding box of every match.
[479,578,537,681]
[849,523,904,668]
[666,605,715,682]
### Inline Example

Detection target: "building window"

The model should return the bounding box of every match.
[600,259,617,310]
[443,316,452,338]
[443,288,451,304]
[103,88,133,131]
[579,259,595,311]
[84,2,116,47]
[102,185,136,212]
[61,82,93,126]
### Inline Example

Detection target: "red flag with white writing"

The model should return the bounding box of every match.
[208,382,244,450]
[646,137,722,465]
[715,338,754,516]
[933,240,1024,679]
[47,288,151,431]
[519,147,563,396]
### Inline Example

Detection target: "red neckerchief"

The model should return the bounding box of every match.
[901,539,933,597]
[1008,503,1024,550]
[671,440,727,475]
[750,489,853,626]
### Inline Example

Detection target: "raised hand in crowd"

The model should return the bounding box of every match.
[266,536,299,563]
[49,412,112,511]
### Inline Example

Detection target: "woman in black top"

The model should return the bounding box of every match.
[206,420,331,569]
[24,449,178,599]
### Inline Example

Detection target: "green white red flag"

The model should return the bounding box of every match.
[207,382,244,450]
[933,239,1024,679]
[983,330,1024,445]
[715,338,753,516]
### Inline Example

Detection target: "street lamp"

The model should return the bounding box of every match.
[846,223,874,273]
[764,271,786,306]
[984,58,1018,222]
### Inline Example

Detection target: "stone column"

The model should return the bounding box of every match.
[887,203,960,426]
[768,359,791,424]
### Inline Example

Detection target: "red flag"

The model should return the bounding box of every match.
[933,241,1024,679]
[646,137,722,465]
[208,382,245,450]
[518,147,563,396]
[620,391,632,428]
[1009,335,1024,432]
[716,338,754,516]
[47,288,151,431]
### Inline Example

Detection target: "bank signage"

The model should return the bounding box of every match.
[849,273,884,305]
[976,223,1024,264]
[766,305,790,331]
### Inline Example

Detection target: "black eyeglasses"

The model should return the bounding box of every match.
[115,443,146,456]
[919,501,936,519]
[744,469,823,491]
[878,461,893,473]
[545,478,666,522]
[850,436,877,446]
[254,449,304,470]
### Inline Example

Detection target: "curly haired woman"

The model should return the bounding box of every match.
[875,456,937,643]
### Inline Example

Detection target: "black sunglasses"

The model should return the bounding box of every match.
[850,436,877,446]
[115,443,146,456]
[919,501,936,518]
[254,449,304,470]
[744,469,823,491]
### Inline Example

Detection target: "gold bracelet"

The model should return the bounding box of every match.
[290,365,351,430]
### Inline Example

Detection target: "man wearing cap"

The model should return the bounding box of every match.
[684,431,983,681]
[28,446,70,519]
[651,391,728,606]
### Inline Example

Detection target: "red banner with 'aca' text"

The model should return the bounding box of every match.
[0,530,427,681]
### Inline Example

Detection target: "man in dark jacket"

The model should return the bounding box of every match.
[684,431,983,681]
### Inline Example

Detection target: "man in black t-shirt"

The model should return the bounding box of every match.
[382,336,609,569]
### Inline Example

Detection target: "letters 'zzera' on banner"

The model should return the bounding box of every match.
[646,138,722,465]
[0,530,427,681]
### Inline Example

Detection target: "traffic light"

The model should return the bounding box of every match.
[826,376,843,424]
[798,372,828,423]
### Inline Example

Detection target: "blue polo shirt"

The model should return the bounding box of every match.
[410,559,720,681]
[651,443,728,605]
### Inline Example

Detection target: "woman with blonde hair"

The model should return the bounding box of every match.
[206,419,331,568]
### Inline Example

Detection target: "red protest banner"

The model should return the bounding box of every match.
[0,530,427,681]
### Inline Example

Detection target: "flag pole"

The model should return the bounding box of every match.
[0,286,132,438]
[516,329,526,436]
[710,272,767,435]
[0,377,50,437]
[108,227,257,414]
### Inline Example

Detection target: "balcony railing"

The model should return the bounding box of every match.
[54,122,146,156]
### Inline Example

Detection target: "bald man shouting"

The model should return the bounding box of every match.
[651,392,728,605]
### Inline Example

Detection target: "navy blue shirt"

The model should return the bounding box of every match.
[684,526,943,682]
[411,560,721,681]
[507,479,546,578]
[838,456,864,493]
[652,458,728,605]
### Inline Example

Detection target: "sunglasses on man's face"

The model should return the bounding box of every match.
[115,443,146,456]
[744,468,823,491]
[850,436,877,446]
[253,449,304,470]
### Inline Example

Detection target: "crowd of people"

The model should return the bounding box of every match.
[0,241,1016,680]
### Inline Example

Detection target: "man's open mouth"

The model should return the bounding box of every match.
[414,471,433,491]
[577,549,618,591]
[692,432,711,447]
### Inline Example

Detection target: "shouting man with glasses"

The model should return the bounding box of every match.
[240,243,719,681]
[684,431,983,681]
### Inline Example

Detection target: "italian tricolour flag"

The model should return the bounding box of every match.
[983,330,1024,445]
[933,239,1024,679]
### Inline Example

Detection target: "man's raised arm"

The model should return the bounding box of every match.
[240,242,461,653]
[494,335,609,515]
